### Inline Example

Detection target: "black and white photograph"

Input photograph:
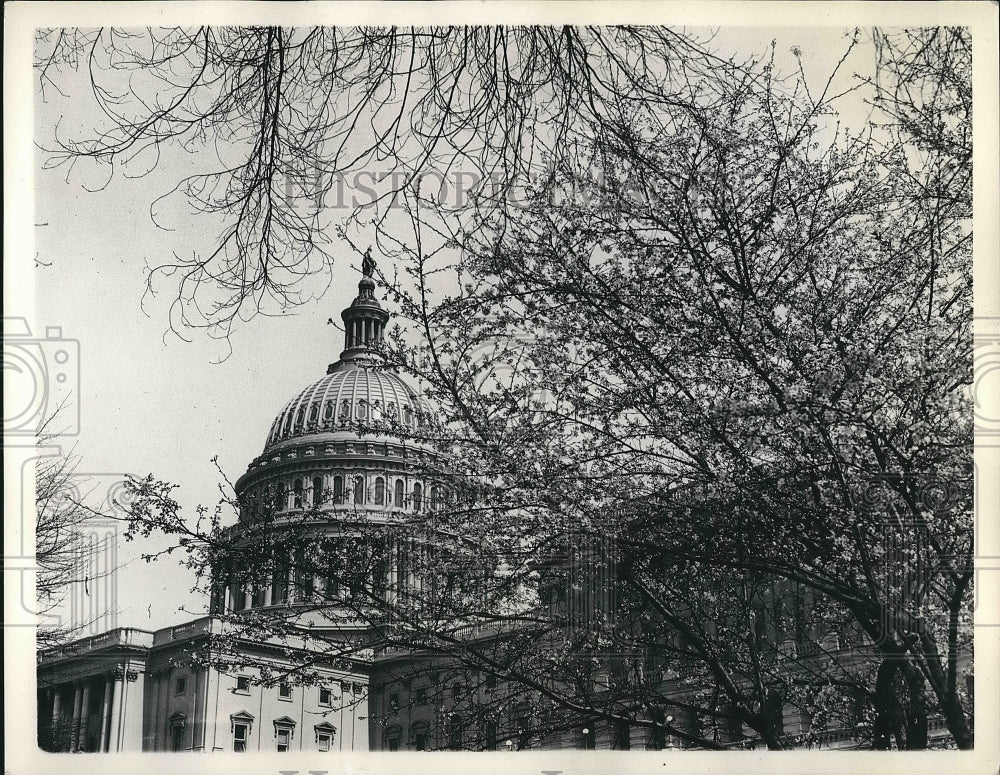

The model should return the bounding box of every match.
[5,3,999,774]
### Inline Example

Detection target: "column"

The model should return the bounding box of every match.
[193,668,206,750]
[50,687,62,728]
[151,671,164,751]
[99,678,113,752]
[69,683,83,751]
[109,668,125,752]
[79,682,92,751]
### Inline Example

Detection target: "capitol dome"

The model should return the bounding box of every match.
[234,253,441,515]
[263,362,433,454]
[219,254,450,623]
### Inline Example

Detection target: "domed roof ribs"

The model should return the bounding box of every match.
[336,248,390,368]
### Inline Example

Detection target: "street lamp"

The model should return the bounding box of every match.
[504,739,514,752]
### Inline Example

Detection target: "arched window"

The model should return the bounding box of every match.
[354,477,365,505]
[357,401,368,420]
[410,721,429,751]
[293,479,304,509]
[282,413,293,436]
[323,401,334,422]
[375,477,385,505]
[430,485,440,511]
[394,480,404,507]
[412,483,422,512]
[339,400,351,424]
[333,476,344,502]
[272,561,289,605]
[403,406,413,427]
[308,403,319,425]
[384,726,402,752]
[295,407,305,428]
[312,476,323,507]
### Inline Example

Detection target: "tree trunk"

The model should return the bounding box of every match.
[900,661,928,749]
[916,631,974,749]
[872,657,898,749]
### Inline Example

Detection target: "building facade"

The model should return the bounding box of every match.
[38,618,368,753]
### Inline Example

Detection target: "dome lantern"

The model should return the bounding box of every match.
[339,248,390,365]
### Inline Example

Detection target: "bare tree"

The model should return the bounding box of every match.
[35,26,757,338]
[53,26,973,749]
[36,411,120,650]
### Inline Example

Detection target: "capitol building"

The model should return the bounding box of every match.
[36,260,963,755]
[36,259,604,754]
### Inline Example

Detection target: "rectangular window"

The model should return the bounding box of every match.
[317,732,331,752]
[171,724,185,751]
[235,676,251,694]
[415,686,428,705]
[319,687,332,706]
[276,728,290,752]
[341,681,351,696]
[389,693,400,710]
[278,682,292,701]
[174,677,186,695]
[353,683,364,695]
[233,723,249,752]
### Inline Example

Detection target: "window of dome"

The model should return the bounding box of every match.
[403,407,413,427]
[430,485,440,511]
[293,479,304,509]
[308,404,319,424]
[272,565,289,605]
[339,400,351,424]
[394,480,404,506]
[295,407,305,428]
[282,413,293,436]
[357,401,368,420]
[323,401,334,421]
[412,483,422,512]
[375,477,385,505]
[333,476,344,503]
[353,477,365,505]
[312,476,323,507]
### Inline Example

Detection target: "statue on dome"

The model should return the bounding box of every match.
[362,247,376,278]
